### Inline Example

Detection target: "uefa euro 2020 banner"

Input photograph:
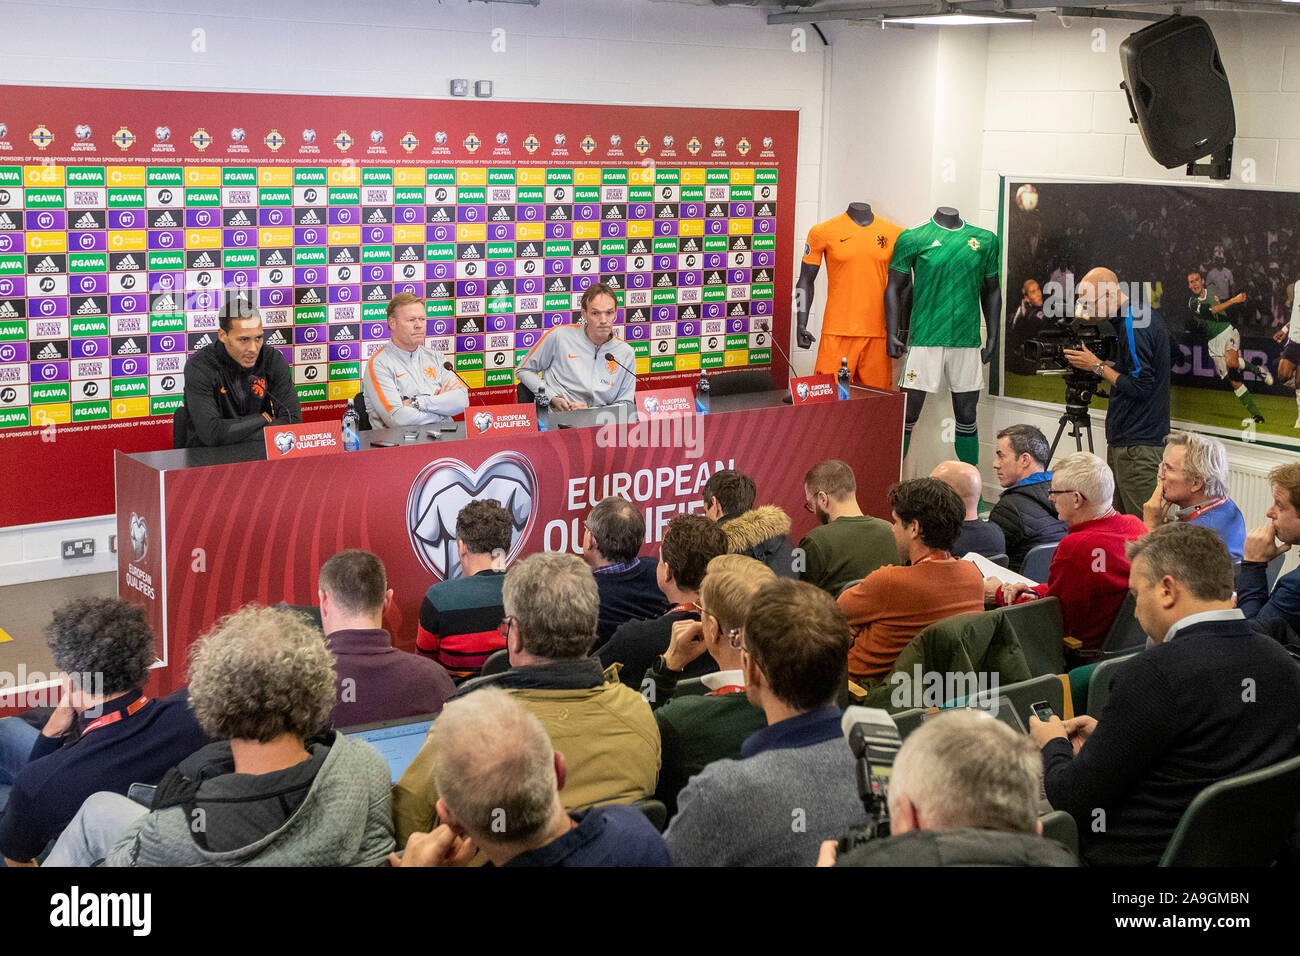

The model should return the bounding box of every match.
[0,85,798,527]
[1000,177,1300,451]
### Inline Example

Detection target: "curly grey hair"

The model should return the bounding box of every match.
[187,604,337,743]
[46,598,156,696]
[502,552,599,659]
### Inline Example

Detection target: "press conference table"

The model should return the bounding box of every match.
[116,387,905,696]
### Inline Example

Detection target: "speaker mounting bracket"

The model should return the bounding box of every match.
[1186,141,1233,181]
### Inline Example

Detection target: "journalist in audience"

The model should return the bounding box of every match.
[640,554,774,816]
[931,460,1006,560]
[320,549,455,725]
[0,599,206,867]
[583,496,669,648]
[599,514,728,690]
[663,579,861,866]
[798,459,899,595]
[392,552,660,849]
[1030,524,1300,867]
[1141,431,1245,562]
[1240,462,1300,636]
[702,468,795,577]
[416,499,512,681]
[840,479,985,684]
[988,424,1067,572]
[987,452,1146,658]
[391,688,669,868]
[46,605,394,867]
[821,710,1075,867]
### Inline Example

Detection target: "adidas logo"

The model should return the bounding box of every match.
[730,237,749,251]
[265,329,287,345]
[656,274,672,287]
[708,205,725,217]
[706,272,723,284]
[366,286,386,300]
[549,208,568,221]
[548,278,566,292]
[153,210,177,227]
[518,316,539,330]
[116,253,140,270]
[490,281,510,296]
[730,304,746,316]
[367,208,387,223]
[263,250,287,265]
[398,247,419,261]
[520,243,539,257]
[491,207,510,221]
[299,288,321,303]
[931,240,942,247]
[0,302,17,317]
[630,240,649,255]
[193,334,213,349]
[657,207,675,219]
[681,238,699,252]
[73,212,98,228]
[298,209,321,224]
[754,269,771,282]
[576,242,595,256]
[604,276,621,289]
[428,284,450,297]
[756,203,773,217]
[680,305,697,319]
[604,207,623,220]
[333,248,355,263]
[226,209,251,226]
[0,213,14,228]
[431,208,450,221]
[192,252,215,267]
[76,298,102,315]
[36,342,61,360]
[333,325,354,340]
[460,318,479,332]
[34,256,58,273]
[153,294,176,311]
[117,337,141,354]
[461,246,480,259]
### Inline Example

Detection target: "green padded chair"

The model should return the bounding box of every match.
[1039,809,1079,859]
[1159,753,1300,866]
[997,597,1066,677]
[951,672,1073,726]
[634,798,670,833]
[1082,651,1140,716]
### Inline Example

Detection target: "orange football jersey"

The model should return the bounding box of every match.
[802,213,903,337]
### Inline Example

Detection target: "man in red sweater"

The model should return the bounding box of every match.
[840,478,986,682]
[987,452,1147,655]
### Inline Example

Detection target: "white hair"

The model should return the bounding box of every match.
[1165,430,1230,499]
[1050,452,1114,514]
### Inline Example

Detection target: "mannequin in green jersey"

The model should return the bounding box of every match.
[885,207,1001,467]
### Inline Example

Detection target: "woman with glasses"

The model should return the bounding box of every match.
[985,452,1147,660]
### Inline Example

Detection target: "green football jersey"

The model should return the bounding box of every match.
[889,219,1000,348]
[1188,282,1230,338]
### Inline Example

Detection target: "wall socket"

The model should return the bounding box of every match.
[62,538,95,559]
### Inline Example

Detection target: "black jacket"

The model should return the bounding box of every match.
[181,342,301,447]
[720,505,795,578]
[836,827,1077,867]
[988,478,1066,572]
[1105,306,1171,447]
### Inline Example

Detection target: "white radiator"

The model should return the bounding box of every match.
[1227,461,1277,530]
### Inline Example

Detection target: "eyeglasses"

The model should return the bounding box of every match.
[803,490,825,514]
[498,616,515,639]
[1048,488,1085,500]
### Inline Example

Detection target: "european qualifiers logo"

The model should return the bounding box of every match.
[129,512,148,561]
[273,431,296,455]
[406,451,537,580]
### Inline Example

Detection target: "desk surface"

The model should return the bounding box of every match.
[129,388,817,472]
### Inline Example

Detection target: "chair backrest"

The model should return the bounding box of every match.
[634,798,669,833]
[517,381,535,404]
[352,393,373,431]
[1267,553,1286,591]
[1101,591,1148,656]
[1038,809,1079,858]
[953,672,1071,728]
[173,404,192,449]
[671,677,709,699]
[997,597,1067,677]
[891,708,931,740]
[1159,753,1300,866]
[836,578,862,598]
[1084,651,1139,717]
[1021,542,1058,583]
[987,553,1009,569]
[479,647,510,677]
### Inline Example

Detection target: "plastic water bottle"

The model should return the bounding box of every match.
[341,399,361,451]
[535,382,550,432]
[695,370,710,415]
[837,357,851,400]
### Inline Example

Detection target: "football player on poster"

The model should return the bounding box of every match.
[1186,271,1273,424]
[1278,279,1300,428]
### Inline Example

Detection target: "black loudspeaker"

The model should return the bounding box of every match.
[1120,16,1234,179]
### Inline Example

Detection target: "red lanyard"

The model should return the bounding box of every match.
[80,695,150,736]
[670,603,701,614]
[707,685,746,696]
[913,551,952,566]
[1183,498,1227,523]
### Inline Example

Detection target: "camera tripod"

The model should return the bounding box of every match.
[1047,371,1104,457]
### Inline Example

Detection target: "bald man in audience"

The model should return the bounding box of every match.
[931,460,1006,560]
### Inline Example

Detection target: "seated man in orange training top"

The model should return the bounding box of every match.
[839,478,986,683]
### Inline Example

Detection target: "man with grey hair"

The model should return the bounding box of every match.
[392,552,661,849]
[583,495,668,648]
[1141,430,1245,561]
[391,688,668,867]
[45,604,395,866]
[1030,523,1300,866]
[0,599,206,867]
[822,710,1075,866]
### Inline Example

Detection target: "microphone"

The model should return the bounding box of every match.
[757,321,799,403]
[603,351,638,380]
[442,360,474,393]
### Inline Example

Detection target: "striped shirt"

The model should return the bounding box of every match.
[417,569,507,681]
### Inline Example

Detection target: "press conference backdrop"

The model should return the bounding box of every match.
[0,85,798,527]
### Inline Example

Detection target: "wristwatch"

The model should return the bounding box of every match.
[1092,362,1105,376]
